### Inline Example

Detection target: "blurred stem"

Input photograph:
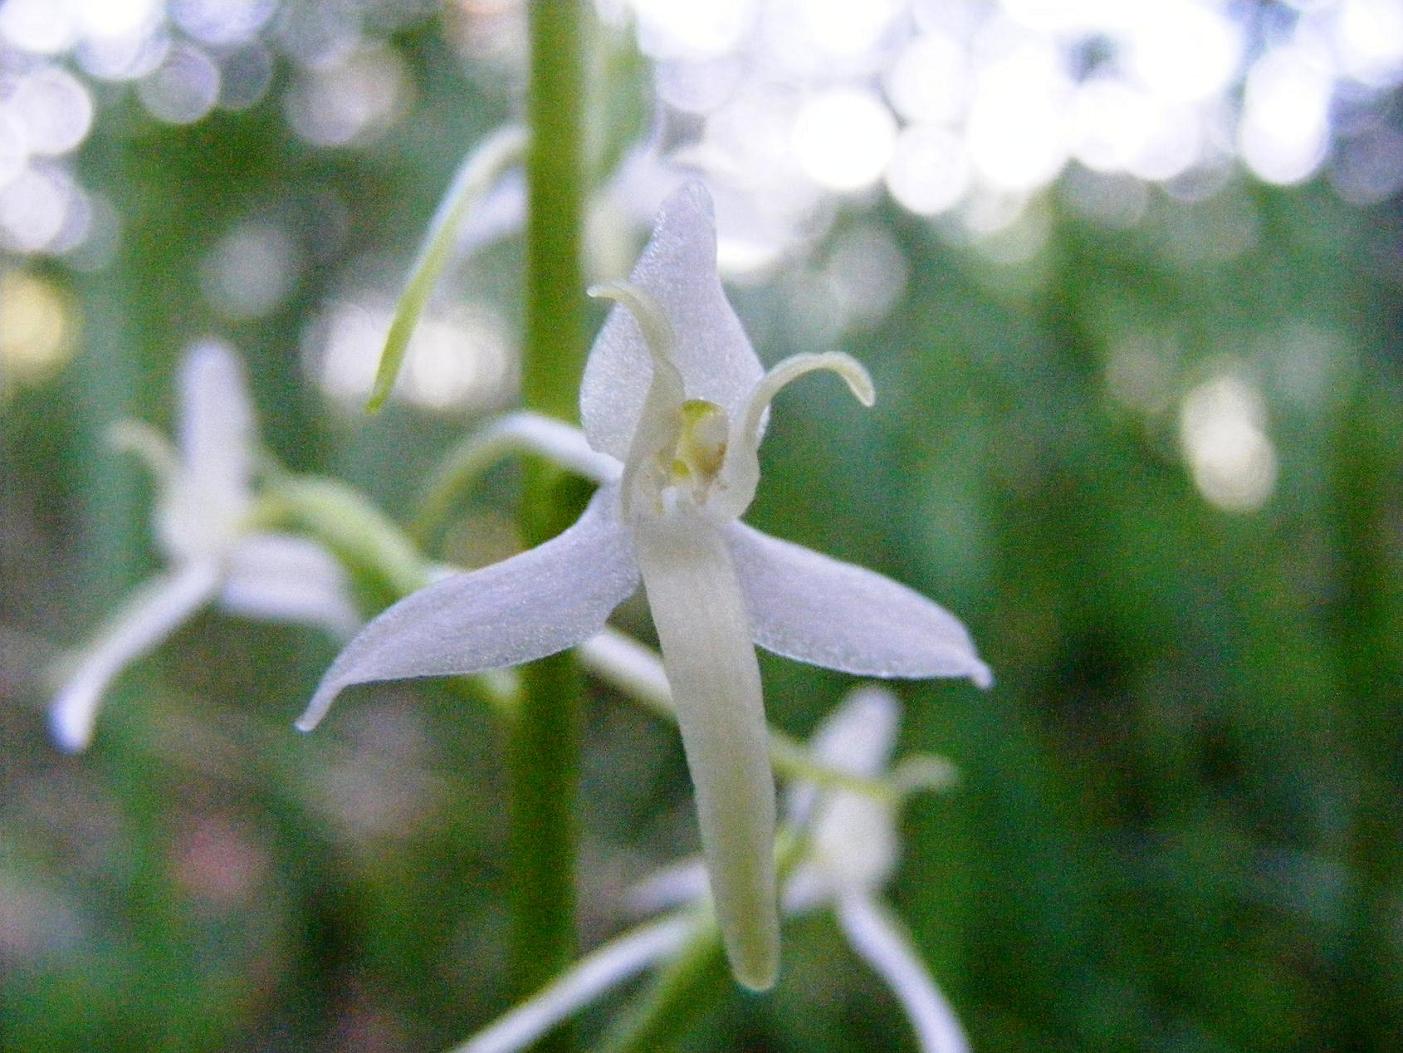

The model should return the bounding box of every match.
[511,1,590,1048]
[1331,378,1403,1049]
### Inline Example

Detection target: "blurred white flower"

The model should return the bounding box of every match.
[449,683,969,1053]
[49,341,358,753]
[298,183,990,991]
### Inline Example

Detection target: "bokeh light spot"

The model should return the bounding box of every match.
[885,124,970,216]
[138,43,221,125]
[0,269,76,388]
[792,88,897,192]
[1179,374,1279,512]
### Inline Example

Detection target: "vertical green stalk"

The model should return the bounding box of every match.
[510,2,589,1047]
[1331,377,1403,1049]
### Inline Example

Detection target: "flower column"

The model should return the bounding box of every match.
[512,0,589,1043]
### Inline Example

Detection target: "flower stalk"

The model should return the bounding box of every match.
[513,0,591,1034]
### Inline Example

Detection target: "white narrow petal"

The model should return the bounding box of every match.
[297,486,637,731]
[49,563,221,753]
[810,685,901,776]
[626,856,710,916]
[219,533,360,638]
[479,412,621,484]
[781,864,829,916]
[727,524,993,689]
[449,912,696,1053]
[837,894,970,1053]
[576,628,675,720]
[786,685,901,826]
[177,340,254,510]
[580,182,763,460]
[634,511,779,991]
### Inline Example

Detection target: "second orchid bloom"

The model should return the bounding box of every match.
[298,183,991,990]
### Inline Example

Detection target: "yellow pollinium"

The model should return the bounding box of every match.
[670,399,729,489]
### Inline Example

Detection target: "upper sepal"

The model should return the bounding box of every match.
[580,182,763,461]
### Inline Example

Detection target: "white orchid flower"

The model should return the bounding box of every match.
[49,341,359,753]
[297,182,991,990]
[446,683,969,1053]
[630,684,970,1052]
[798,686,970,1053]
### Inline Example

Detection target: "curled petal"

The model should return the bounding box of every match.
[177,341,254,513]
[580,182,763,460]
[634,511,779,991]
[712,352,874,520]
[219,533,360,638]
[447,912,697,1053]
[49,563,221,753]
[297,486,637,731]
[727,524,993,688]
[837,893,970,1053]
[588,281,687,517]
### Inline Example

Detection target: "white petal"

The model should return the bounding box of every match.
[837,894,970,1053]
[177,340,254,511]
[626,857,710,916]
[297,486,637,731]
[449,912,696,1053]
[49,563,221,753]
[781,864,829,916]
[578,629,912,804]
[580,182,763,460]
[786,685,901,825]
[811,685,901,775]
[587,280,687,519]
[219,533,360,638]
[727,524,993,688]
[576,628,675,721]
[806,789,900,898]
[633,510,779,991]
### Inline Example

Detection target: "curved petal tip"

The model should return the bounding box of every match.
[48,695,94,754]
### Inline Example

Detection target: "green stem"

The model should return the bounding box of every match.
[1331,378,1403,1048]
[512,1,591,1046]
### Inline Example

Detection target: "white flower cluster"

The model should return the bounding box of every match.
[51,177,991,1049]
